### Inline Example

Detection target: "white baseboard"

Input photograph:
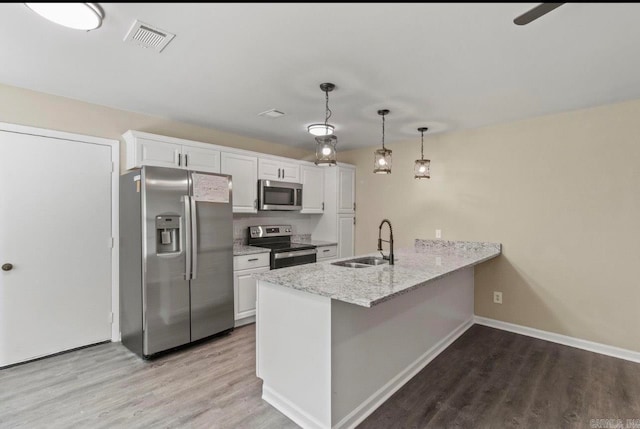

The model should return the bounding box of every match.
[474,316,640,364]
[332,317,475,429]
[263,384,327,429]
[234,316,255,328]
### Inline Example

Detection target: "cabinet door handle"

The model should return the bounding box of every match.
[248,258,259,262]
[322,202,325,211]
[353,202,356,211]
[278,168,282,178]
[185,154,188,167]
[178,153,182,166]
[322,249,330,253]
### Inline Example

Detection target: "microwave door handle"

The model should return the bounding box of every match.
[190,196,198,280]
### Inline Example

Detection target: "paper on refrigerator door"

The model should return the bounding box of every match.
[192,173,230,203]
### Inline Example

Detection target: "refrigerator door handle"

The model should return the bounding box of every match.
[190,196,198,280]
[183,195,192,280]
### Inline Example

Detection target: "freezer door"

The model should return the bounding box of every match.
[189,172,234,341]
[143,166,191,356]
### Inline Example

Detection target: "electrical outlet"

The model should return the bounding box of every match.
[435,256,442,266]
[493,291,503,304]
[435,229,442,239]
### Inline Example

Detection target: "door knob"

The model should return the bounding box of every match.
[2,263,13,271]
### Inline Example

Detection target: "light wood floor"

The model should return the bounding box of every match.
[2,324,639,428]
[0,324,297,429]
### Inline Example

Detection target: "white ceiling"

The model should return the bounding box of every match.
[2,3,640,150]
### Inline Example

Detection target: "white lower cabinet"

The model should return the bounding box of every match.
[317,244,338,261]
[233,254,270,326]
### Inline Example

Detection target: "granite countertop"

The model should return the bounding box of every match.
[233,244,271,256]
[254,239,501,307]
[292,239,338,247]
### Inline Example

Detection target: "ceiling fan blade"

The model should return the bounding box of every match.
[514,3,564,26]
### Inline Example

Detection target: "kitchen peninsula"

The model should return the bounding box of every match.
[255,239,501,429]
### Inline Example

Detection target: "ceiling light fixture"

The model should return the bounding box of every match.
[313,83,338,166]
[373,109,392,174]
[314,135,337,167]
[308,83,336,137]
[25,3,103,31]
[414,127,431,179]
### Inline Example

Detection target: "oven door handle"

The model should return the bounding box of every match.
[273,249,317,259]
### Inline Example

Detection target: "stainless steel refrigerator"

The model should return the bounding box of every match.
[120,166,234,358]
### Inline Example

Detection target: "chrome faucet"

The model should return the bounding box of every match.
[377,219,394,265]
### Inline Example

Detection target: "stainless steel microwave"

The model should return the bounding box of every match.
[258,180,303,211]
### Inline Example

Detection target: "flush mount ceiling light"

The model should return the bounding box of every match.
[25,3,103,31]
[373,109,392,174]
[308,83,336,137]
[414,127,431,179]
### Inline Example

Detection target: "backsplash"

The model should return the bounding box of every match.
[233,212,318,244]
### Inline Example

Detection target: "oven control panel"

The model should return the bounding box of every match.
[249,225,292,238]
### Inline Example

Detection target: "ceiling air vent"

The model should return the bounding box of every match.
[124,20,175,52]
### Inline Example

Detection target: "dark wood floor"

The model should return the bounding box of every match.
[359,325,640,429]
[1,324,639,429]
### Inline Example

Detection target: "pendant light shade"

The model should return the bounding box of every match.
[373,109,392,174]
[312,83,339,166]
[25,3,103,31]
[414,127,431,179]
[315,135,337,166]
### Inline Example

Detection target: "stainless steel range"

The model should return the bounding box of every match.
[248,225,317,269]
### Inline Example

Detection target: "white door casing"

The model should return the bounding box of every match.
[0,123,118,367]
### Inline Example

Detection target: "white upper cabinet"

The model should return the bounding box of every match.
[337,166,356,213]
[221,152,258,213]
[182,146,221,173]
[133,137,181,169]
[300,164,324,214]
[258,158,300,183]
[124,131,220,173]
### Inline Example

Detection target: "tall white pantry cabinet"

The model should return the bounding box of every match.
[312,164,356,258]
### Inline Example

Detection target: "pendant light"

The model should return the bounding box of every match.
[314,135,337,166]
[373,109,392,174]
[308,83,336,136]
[414,127,431,179]
[312,83,337,166]
[25,3,103,31]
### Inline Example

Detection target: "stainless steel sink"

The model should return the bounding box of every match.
[350,257,389,266]
[331,256,390,268]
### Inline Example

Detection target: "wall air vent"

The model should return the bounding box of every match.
[124,20,175,52]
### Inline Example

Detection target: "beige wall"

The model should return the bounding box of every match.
[0,83,313,162]
[340,98,640,353]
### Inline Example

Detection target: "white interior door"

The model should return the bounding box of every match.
[0,130,112,367]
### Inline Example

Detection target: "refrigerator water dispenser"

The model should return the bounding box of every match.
[156,215,180,254]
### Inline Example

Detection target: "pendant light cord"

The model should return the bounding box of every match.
[324,89,332,127]
[420,129,424,160]
[381,114,386,150]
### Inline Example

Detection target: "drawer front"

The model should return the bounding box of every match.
[234,252,270,270]
[317,245,337,260]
